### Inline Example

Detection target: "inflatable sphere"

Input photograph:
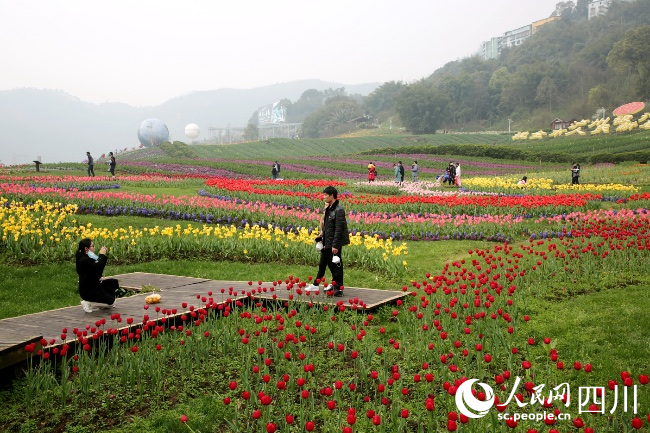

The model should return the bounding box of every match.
[185,123,200,139]
[137,118,169,147]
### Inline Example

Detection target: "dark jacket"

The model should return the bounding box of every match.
[76,253,108,300]
[322,200,350,249]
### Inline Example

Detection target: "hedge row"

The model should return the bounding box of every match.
[365,144,649,164]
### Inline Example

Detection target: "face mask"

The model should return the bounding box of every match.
[87,251,99,261]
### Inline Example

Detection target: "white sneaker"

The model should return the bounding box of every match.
[304,284,320,293]
[80,300,93,313]
[324,284,334,292]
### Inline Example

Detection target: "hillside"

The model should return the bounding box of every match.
[114,129,650,167]
[417,0,650,132]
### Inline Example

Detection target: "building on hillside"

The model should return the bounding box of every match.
[502,25,532,48]
[588,0,636,20]
[532,16,560,33]
[480,37,502,60]
[550,118,576,130]
[257,102,287,126]
[348,115,379,128]
[480,16,559,60]
[588,0,609,20]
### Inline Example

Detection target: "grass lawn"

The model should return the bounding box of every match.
[525,284,650,386]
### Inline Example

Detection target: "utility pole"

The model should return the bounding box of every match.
[508,119,513,133]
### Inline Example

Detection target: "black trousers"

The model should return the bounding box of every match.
[79,278,123,304]
[316,247,344,288]
[88,165,95,176]
[572,176,579,185]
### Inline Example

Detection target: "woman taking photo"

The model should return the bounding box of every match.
[76,238,123,312]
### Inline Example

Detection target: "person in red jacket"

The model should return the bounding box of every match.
[367,162,376,183]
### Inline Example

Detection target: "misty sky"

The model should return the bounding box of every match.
[1,0,562,107]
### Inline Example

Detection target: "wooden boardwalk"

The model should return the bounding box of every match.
[0,272,407,370]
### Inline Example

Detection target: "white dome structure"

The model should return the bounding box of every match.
[184,123,200,139]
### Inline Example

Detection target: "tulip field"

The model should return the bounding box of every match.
[1,146,650,432]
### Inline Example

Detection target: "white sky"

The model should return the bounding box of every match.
[1,0,561,107]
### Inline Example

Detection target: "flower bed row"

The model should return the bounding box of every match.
[0,198,408,276]
[4,179,650,243]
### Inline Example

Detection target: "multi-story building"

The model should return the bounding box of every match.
[502,25,532,48]
[588,0,609,20]
[532,15,560,33]
[479,15,558,60]
[479,0,637,59]
[480,37,502,60]
[588,0,636,20]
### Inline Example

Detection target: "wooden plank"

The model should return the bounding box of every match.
[106,272,210,291]
[0,273,407,371]
[254,286,408,309]
[0,335,42,353]
[0,335,42,370]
